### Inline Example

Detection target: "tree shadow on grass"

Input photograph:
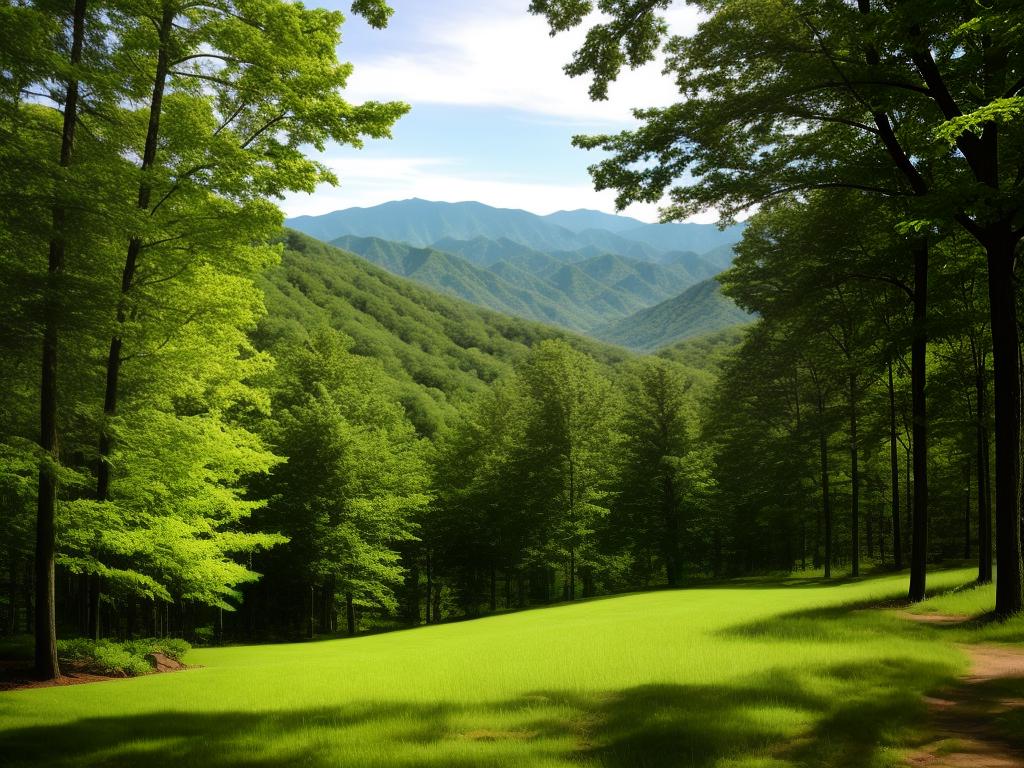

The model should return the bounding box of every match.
[0,654,958,768]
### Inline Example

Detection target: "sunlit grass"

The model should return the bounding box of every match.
[2,568,1021,767]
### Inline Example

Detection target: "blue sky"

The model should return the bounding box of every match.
[279,0,706,223]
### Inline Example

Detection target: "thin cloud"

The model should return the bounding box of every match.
[344,5,701,123]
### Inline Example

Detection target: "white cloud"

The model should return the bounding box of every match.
[279,154,721,224]
[344,3,701,123]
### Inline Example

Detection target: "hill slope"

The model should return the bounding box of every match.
[256,231,631,433]
[594,279,753,352]
[329,234,698,336]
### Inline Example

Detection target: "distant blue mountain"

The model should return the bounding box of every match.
[286,199,744,261]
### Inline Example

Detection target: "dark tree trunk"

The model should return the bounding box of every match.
[425,549,432,624]
[36,0,88,680]
[908,241,929,603]
[819,396,832,580]
[800,518,807,571]
[431,585,441,623]
[977,371,993,582]
[987,231,1023,616]
[663,474,680,586]
[308,586,314,639]
[849,374,860,577]
[888,361,903,569]
[88,574,100,640]
[866,503,873,562]
[488,564,496,612]
[964,459,972,560]
[345,592,355,635]
[878,505,885,565]
[9,555,20,636]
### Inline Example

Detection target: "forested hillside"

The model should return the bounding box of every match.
[258,231,631,433]
[595,279,752,351]
[285,201,752,348]
[329,233,703,334]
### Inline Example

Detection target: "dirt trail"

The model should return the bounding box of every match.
[905,620,1024,768]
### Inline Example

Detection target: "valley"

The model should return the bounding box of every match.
[286,199,752,350]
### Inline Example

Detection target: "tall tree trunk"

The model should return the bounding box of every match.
[36,0,89,680]
[888,361,903,569]
[908,241,929,603]
[10,555,22,637]
[866,502,873,562]
[878,505,885,565]
[308,585,314,639]
[425,549,432,624]
[663,474,680,586]
[987,231,1023,616]
[88,574,100,639]
[488,564,496,612]
[92,4,174,624]
[849,373,860,576]
[818,393,832,579]
[964,459,972,560]
[345,592,355,635]
[977,371,993,583]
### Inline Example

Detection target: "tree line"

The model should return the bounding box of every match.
[530,0,1022,611]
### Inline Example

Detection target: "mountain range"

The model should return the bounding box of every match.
[285,199,752,350]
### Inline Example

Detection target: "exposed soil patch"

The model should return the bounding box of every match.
[0,658,191,692]
[0,661,125,692]
[897,611,973,625]
[907,644,1024,768]
[459,729,537,742]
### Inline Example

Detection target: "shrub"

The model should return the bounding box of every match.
[56,637,191,676]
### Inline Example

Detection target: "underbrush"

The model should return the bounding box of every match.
[56,637,191,676]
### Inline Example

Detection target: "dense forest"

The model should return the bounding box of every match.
[1,0,1022,687]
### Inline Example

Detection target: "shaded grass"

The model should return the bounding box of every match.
[1,568,1019,767]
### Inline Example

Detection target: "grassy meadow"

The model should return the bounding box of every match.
[3,568,1022,768]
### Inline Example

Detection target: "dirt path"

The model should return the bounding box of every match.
[906,628,1024,768]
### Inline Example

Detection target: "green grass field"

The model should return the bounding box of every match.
[3,568,1022,768]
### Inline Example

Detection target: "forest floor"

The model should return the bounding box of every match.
[2,568,1024,768]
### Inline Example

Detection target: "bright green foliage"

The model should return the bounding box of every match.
[596,277,750,351]
[255,330,430,620]
[513,340,623,594]
[56,637,190,676]
[613,358,713,586]
[257,232,632,435]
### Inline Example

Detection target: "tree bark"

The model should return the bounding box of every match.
[36,0,89,681]
[964,459,972,560]
[888,361,903,569]
[88,573,100,640]
[849,372,859,576]
[425,549,432,624]
[977,370,993,583]
[818,392,832,579]
[987,232,1023,616]
[345,591,355,635]
[663,474,680,586]
[908,240,929,603]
